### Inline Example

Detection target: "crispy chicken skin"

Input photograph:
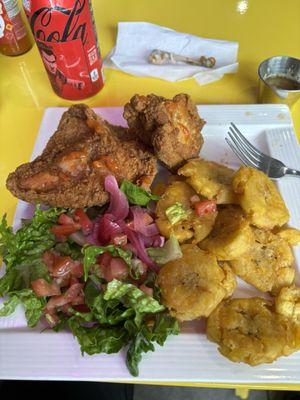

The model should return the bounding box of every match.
[123,93,205,169]
[6,104,157,208]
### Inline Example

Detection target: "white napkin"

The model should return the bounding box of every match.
[104,22,239,85]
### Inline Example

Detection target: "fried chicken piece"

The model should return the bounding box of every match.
[6,104,157,208]
[230,228,295,294]
[157,244,236,321]
[207,297,300,366]
[123,93,205,169]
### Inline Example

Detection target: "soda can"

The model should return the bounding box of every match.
[23,0,104,100]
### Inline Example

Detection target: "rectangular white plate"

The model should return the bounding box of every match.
[1,104,300,383]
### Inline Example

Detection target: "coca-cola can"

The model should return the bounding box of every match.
[23,0,104,100]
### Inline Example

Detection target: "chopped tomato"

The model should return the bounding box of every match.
[58,213,75,225]
[98,252,113,268]
[53,276,70,288]
[139,284,153,297]
[31,278,61,297]
[46,283,84,312]
[42,250,59,273]
[74,209,93,234]
[64,283,84,303]
[194,200,217,217]
[50,224,79,238]
[70,261,84,278]
[52,256,73,278]
[53,213,81,240]
[105,258,128,282]
[52,257,83,279]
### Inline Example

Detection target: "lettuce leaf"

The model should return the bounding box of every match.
[125,313,179,376]
[67,308,94,322]
[152,313,180,345]
[126,325,154,376]
[0,206,64,270]
[0,295,20,317]
[54,241,82,260]
[84,280,134,325]
[69,279,178,376]
[0,258,50,296]
[0,206,63,325]
[147,235,182,265]
[68,318,129,355]
[104,279,164,326]
[0,289,46,327]
[83,245,132,281]
[165,202,188,225]
[120,180,159,206]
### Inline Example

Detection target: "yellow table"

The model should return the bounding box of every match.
[1,0,300,395]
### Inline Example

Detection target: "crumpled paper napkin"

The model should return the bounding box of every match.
[104,22,239,85]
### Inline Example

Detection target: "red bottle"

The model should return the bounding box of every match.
[0,0,32,56]
[22,0,104,100]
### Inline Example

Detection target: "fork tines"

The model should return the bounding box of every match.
[226,123,263,169]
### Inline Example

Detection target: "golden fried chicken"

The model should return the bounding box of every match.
[157,244,236,321]
[6,104,157,208]
[207,297,300,366]
[230,228,295,294]
[123,93,205,169]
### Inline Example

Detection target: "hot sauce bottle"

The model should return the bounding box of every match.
[0,0,32,56]
[22,0,105,100]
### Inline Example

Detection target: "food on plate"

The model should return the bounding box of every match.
[3,93,300,373]
[123,93,205,169]
[0,175,180,376]
[6,104,157,209]
[155,181,217,243]
[207,297,300,366]
[276,227,300,246]
[199,206,253,260]
[157,245,236,321]
[232,166,289,229]
[275,286,300,324]
[178,159,237,204]
[230,228,295,294]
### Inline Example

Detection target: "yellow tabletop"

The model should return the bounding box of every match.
[1,0,300,391]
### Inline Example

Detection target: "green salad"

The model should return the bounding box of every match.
[0,176,181,376]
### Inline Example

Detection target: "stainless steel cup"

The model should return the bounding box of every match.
[258,56,300,107]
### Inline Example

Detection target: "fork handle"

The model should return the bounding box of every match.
[285,168,300,177]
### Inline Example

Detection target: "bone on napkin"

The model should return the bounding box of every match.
[104,22,239,85]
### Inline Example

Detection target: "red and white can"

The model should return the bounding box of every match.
[22,0,104,100]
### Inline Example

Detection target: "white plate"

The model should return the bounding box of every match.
[1,104,300,383]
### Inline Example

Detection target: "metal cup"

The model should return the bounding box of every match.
[258,56,300,108]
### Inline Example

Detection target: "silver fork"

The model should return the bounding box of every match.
[225,123,300,178]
